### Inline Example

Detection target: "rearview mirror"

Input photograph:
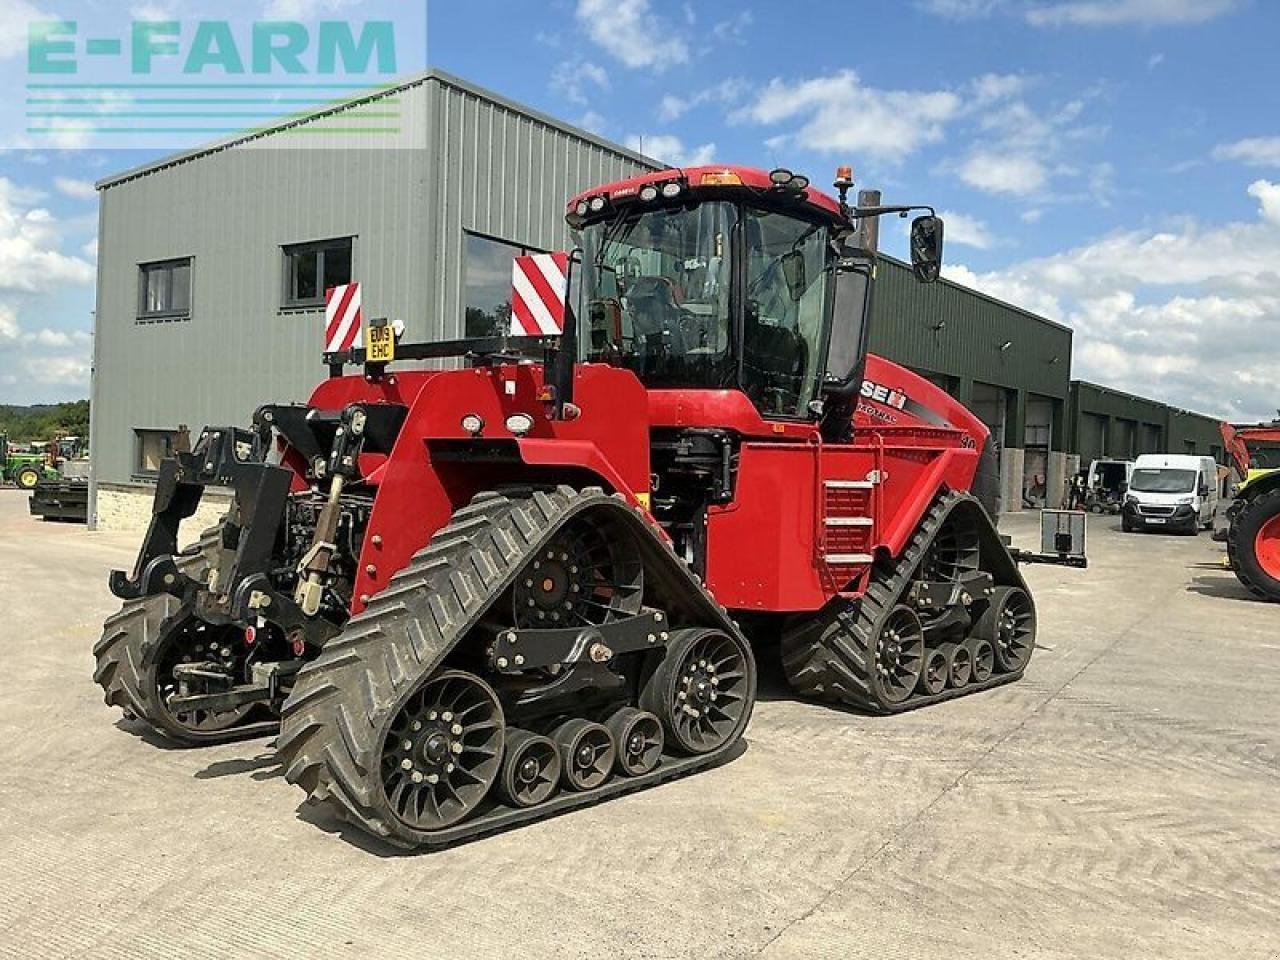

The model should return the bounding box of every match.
[780,249,807,301]
[910,215,944,283]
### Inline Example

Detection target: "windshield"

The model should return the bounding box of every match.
[578,201,736,389]
[575,201,832,417]
[1129,468,1196,494]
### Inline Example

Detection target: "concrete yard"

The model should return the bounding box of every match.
[0,487,1275,959]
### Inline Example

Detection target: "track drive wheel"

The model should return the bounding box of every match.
[1226,489,1280,602]
[380,671,505,831]
[642,627,753,755]
[496,728,560,808]
[976,586,1036,672]
[553,719,615,791]
[874,606,925,704]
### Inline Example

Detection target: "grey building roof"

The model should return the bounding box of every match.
[96,67,661,191]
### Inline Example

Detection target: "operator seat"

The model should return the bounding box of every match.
[743,308,807,415]
[626,276,688,359]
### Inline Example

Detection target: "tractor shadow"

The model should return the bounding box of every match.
[1186,573,1265,603]
[293,805,417,857]
[194,750,282,781]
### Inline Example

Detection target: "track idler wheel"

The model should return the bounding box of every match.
[873,606,925,704]
[968,637,995,683]
[554,719,615,791]
[642,627,752,755]
[496,728,561,808]
[919,647,948,695]
[938,641,971,688]
[380,670,505,831]
[607,707,664,777]
[976,586,1036,672]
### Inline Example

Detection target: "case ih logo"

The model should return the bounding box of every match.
[860,380,909,410]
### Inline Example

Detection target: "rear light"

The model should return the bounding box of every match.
[505,413,534,436]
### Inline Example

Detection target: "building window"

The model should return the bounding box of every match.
[138,258,192,321]
[283,237,353,308]
[135,429,178,475]
[464,232,543,338]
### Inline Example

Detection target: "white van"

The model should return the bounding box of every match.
[1121,454,1219,534]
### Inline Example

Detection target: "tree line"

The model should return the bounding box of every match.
[0,400,90,442]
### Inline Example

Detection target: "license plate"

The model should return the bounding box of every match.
[367,323,395,363]
[1145,517,1166,524]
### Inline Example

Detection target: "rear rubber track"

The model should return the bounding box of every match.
[276,485,754,849]
[781,491,1030,714]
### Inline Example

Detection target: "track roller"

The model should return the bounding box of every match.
[939,642,971,688]
[968,637,995,683]
[553,719,616,791]
[642,627,752,755]
[919,648,948,695]
[496,729,561,808]
[976,586,1035,672]
[874,606,925,704]
[607,707,664,777]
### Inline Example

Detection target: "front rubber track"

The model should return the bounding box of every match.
[780,492,1033,715]
[276,486,754,850]
[92,521,272,745]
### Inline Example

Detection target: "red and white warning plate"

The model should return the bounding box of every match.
[510,252,569,336]
[324,282,363,353]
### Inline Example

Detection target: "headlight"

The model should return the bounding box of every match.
[639,184,658,202]
[505,413,535,437]
[588,195,606,212]
[1125,494,1138,505]
[1177,495,1195,505]
[660,181,683,198]
[574,199,589,217]
[460,414,484,436]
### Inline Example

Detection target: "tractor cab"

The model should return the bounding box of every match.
[566,165,943,434]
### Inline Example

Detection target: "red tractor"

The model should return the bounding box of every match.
[97,165,1049,849]
[1219,420,1280,600]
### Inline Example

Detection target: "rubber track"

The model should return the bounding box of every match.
[781,491,1031,714]
[91,523,246,740]
[275,485,753,849]
[1225,488,1280,602]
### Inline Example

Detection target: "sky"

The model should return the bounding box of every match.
[1,0,1279,423]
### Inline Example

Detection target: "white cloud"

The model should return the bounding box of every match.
[1247,179,1280,225]
[578,111,607,135]
[261,0,358,19]
[0,0,51,60]
[23,353,91,388]
[712,11,753,42]
[576,0,689,71]
[971,73,1029,105]
[937,210,996,249]
[959,151,1048,195]
[657,78,747,122]
[54,177,98,201]
[625,134,715,168]
[1147,52,1165,69]
[736,70,961,164]
[1026,0,1239,27]
[918,0,1007,17]
[0,178,95,292]
[1213,136,1280,167]
[941,179,1280,421]
[1021,208,1044,223]
[0,303,18,341]
[550,61,610,106]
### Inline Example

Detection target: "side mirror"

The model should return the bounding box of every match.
[780,249,807,301]
[910,215,944,283]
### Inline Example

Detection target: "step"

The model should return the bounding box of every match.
[822,553,873,565]
[824,517,873,527]
[824,480,873,490]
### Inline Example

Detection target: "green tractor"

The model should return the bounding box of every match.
[1220,421,1280,601]
[0,434,55,490]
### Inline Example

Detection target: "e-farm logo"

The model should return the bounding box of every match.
[19,6,426,149]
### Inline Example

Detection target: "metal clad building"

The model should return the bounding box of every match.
[1067,380,1224,464]
[90,69,657,527]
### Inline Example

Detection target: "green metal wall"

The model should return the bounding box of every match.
[868,255,1073,450]
[1067,381,1224,464]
